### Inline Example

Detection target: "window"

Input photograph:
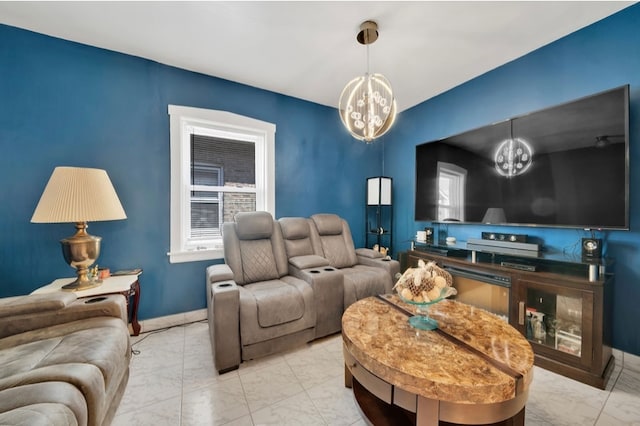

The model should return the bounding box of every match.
[168,105,275,263]
[436,161,467,222]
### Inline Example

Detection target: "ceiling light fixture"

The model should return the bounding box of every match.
[339,20,397,143]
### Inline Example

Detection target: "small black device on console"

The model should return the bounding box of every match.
[581,238,603,260]
[500,262,537,272]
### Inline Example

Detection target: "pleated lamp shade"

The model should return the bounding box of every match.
[31,167,126,223]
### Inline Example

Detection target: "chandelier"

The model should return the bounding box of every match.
[339,21,397,143]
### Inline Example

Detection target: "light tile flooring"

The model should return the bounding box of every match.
[113,321,640,425]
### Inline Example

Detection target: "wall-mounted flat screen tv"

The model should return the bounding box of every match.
[415,85,629,230]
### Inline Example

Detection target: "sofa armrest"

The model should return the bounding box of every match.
[0,294,127,339]
[288,255,330,270]
[0,293,76,319]
[355,248,384,259]
[206,278,241,374]
[206,263,235,284]
[288,265,344,338]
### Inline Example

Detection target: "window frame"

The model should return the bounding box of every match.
[436,161,467,222]
[168,105,275,263]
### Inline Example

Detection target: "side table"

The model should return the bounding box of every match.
[32,274,142,336]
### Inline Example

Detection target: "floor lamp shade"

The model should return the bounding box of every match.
[31,167,127,291]
[367,177,392,205]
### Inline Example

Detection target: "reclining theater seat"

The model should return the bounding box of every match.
[309,213,400,308]
[206,211,316,374]
[279,217,344,338]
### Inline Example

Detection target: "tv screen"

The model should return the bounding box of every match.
[415,85,629,230]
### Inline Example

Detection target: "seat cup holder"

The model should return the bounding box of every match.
[310,270,320,274]
[323,267,336,271]
[217,283,233,288]
[85,296,107,304]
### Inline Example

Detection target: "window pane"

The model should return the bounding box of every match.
[191,201,221,239]
[192,135,255,187]
[222,192,256,224]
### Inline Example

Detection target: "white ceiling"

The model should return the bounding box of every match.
[0,1,633,112]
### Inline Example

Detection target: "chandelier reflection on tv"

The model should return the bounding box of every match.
[494,137,533,177]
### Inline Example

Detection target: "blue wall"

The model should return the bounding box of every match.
[0,24,381,319]
[386,4,640,355]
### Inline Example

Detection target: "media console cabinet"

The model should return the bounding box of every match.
[401,242,614,389]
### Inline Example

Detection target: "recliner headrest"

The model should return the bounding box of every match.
[235,211,274,240]
[311,213,343,236]
[279,217,310,240]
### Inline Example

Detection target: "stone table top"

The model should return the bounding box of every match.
[342,295,535,405]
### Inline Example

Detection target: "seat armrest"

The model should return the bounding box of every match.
[206,280,241,373]
[0,293,77,319]
[355,248,384,259]
[288,255,330,270]
[206,263,235,283]
[288,266,344,338]
[0,294,127,339]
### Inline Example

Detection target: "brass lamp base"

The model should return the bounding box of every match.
[60,222,103,292]
[61,277,103,291]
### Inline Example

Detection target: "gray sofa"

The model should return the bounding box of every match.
[0,292,131,426]
[206,211,399,373]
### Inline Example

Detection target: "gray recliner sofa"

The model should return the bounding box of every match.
[0,292,131,426]
[207,211,400,374]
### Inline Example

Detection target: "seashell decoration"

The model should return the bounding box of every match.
[393,259,457,303]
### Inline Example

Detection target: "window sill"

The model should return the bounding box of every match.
[168,248,224,264]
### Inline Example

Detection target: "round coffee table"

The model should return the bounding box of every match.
[342,295,534,426]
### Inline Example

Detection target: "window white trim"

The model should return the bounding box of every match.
[436,161,467,222]
[168,105,275,263]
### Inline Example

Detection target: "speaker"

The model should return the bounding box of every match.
[481,232,527,243]
[582,238,602,259]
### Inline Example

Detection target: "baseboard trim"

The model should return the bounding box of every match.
[136,308,207,334]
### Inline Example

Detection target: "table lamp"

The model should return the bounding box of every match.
[31,167,127,291]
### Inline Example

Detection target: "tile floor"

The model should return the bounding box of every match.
[113,321,640,425]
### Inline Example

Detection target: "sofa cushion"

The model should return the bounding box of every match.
[235,211,274,240]
[243,280,305,327]
[279,217,315,258]
[0,403,78,426]
[239,239,280,283]
[0,317,130,426]
[318,235,357,269]
[342,265,391,308]
[311,214,343,235]
[0,382,87,426]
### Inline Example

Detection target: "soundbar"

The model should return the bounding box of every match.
[467,238,539,252]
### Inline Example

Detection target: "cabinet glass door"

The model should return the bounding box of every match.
[526,288,582,357]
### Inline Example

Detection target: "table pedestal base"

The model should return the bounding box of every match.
[346,366,526,426]
[353,379,525,426]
